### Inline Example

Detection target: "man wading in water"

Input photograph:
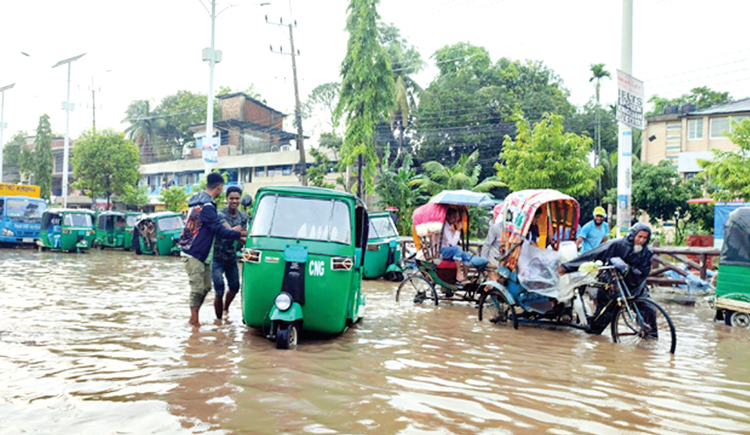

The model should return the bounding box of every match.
[211,186,249,320]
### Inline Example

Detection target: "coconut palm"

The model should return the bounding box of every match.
[123,100,165,163]
[590,63,611,193]
[409,150,505,196]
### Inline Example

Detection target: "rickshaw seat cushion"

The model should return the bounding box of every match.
[436,260,457,269]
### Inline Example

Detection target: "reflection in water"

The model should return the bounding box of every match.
[1,249,750,434]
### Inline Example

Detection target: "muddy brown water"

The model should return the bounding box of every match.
[1,249,750,434]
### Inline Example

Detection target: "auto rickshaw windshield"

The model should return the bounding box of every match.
[64,213,92,227]
[157,216,184,231]
[250,195,351,244]
[126,215,139,226]
[369,216,398,239]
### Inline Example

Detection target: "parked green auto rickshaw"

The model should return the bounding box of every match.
[132,212,184,256]
[38,208,95,252]
[94,211,126,249]
[363,211,404,281]
[713,207,750,327]
[123,212,142,251]
[240,186,368,349]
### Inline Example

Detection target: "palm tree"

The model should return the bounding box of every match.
[409,150,505,196]
[590,63,611,194]
[123,100,165,163]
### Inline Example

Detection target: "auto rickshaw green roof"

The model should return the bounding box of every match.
[45,208,95,214]
[369,211,392,218]
[256,186,367,207]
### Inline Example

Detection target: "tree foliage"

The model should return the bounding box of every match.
[335,0,396,196]
[307,148,334,189]
[72,129,141,208]
[375,144,423,235]
[631,160,690,222]
[699,117,750,202]
[303,82,341,134]
[647,86,732,116]
[497,113,599,197]
[159,185,189,213]
[20,115,54,200]
[2,131,26,183]
[410,149,504,196]
[414,43,574,176]
[121,184,149,210]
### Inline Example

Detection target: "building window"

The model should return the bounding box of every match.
[267,165,284,177]
[711,116,748,138]
[282,165,292,176]
[255,167,266,178]
[687,118,703,140]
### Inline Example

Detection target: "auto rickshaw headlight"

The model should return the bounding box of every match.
[274,292,293,312]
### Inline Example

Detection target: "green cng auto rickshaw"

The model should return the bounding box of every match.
[132,212,184,256]
[713,207,750,327]
[241,186,368,349]
[94,211,126,249]
[363,211,403,281]
[38,208,95,252]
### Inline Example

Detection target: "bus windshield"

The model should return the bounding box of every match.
[250,195,351,244]
[5,198,47,222]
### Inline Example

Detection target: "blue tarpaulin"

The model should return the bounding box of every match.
[714,203,749,241]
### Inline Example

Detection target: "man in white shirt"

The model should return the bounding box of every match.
[440,208,473,283]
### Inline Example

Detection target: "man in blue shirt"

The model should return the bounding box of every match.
[577,206,609,254]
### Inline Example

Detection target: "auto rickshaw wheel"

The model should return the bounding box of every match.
[396,275,438,306]
[727,311,750,328]
[275,321,299,350]
[478,289,518,330]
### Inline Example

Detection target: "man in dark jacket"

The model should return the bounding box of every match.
[182,173,246,327]
[558,222,653,333]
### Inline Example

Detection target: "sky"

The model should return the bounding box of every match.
[1,0,750,144]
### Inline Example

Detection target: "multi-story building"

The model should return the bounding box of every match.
[21,136,91,206]
[139,92,339,207]
[641,98,750,177]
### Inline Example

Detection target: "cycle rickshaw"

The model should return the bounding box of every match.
[395,190,494,306]
[478,189,677,354]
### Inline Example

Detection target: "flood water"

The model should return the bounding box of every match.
[2,248,750,435]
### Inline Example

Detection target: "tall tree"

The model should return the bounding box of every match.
[414,43,573,177]
[19,115,54,200]
[699,118,750,202]
[335,0,396,197]
[497,112,600,197]
[647,86,732,116]
[123,100,164,164]
[72,129,141,209]
[589,63,611,179]
[379,22,425,155]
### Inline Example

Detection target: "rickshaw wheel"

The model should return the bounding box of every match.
[276,321,299,350]
[728,311,750,328]
[396,275,438,306]
[611,298,676,354]
[478,289,518,329]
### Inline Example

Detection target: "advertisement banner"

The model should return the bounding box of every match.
[616,69,645,130]
[202,136,219,164]
[0,183,41,198]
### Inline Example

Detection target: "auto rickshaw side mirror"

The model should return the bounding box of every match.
[241,194,253,209]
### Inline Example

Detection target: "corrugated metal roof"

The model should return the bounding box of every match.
[689,98,750,116]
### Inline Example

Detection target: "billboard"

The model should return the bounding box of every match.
[616,69,645,130]
[0,183,41,198]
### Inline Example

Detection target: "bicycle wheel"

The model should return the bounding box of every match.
[478,289,518,329]
[611,298,676,354]
[396,275,439,306]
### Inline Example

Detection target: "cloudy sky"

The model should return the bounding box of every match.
[1,0,749,142]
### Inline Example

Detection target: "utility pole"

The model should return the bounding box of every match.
[91,77,97,130]
[617,0,633,236]
[267,16,307,186]
[0,83,15,184]
[53,53,86,208]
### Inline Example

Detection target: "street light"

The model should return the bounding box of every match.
[52,53,86,208]
[200,1,270,176]
[0,83,16,184]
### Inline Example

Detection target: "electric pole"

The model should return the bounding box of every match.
[617,0,633,236]
[267,16,307,186]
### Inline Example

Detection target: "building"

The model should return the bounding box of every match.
[21,136,91,207]
[139,92,339,205]
[641,98,750,177]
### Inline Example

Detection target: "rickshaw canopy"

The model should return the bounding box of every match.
[429,190,494,207]
[499,190,579,239]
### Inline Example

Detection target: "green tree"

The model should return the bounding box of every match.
[379,22,425,155]
[19,115,54,200]
[699,117,750,202]
[335,0,396,197]
[123,100,165,164]
[2,131,27,183]
[72,129,141,209]
[647,86,732,116]
[589,63,611,176]
[121,184,149,211]
[497,112,599,197]
[159,185,189,213]
[307,148,334,188]
[410,149,504,195]
[414,43,574,177]
[153,90,215,157]
[375,144,423,235]
[303,82,341,134]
